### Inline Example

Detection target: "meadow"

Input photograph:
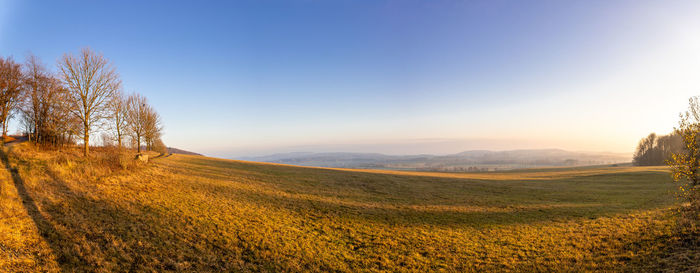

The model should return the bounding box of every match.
[0,143,696,272]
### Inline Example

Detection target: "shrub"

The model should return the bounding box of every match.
[98,146,142,171]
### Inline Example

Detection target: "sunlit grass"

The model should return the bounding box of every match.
[0,143,690,272]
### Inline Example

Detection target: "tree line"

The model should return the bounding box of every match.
[632,132,683,166]
[0,47,164,156]
[630,97,700,233]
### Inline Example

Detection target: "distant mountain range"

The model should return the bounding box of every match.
[238,149,631,171]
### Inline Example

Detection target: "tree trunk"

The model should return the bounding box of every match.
[137,135,141,153]
[34,122,38,144]
[83,130,89,156]
[2,121,6,143]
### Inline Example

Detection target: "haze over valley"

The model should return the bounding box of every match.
[240,149,630,171]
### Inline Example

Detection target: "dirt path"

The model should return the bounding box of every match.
[3,136,28,147]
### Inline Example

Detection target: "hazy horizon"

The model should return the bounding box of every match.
[2,0,699,158]
[215,138,635,159]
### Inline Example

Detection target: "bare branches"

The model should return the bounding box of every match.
[2,49,165,157]
[143,105,163,152]
[0,56,24,141]
[22,54,76,147]
[125,93,164,153]
[58,47,121,156]
[109,90,128,148]
[126,93,148,153]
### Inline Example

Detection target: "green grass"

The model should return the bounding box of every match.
[0,144,690,272]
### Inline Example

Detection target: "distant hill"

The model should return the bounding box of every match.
[238,149,631,171]
[167,147,202,156]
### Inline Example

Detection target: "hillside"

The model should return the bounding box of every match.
[240,149,631,171]
[167,147,202,156]
[0,144,695,272]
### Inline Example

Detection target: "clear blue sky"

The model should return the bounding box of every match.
[1,0,699,157]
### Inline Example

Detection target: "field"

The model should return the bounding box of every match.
[0,143,696,272]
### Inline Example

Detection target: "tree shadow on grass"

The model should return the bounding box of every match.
[38,167,231,271]
[0,149,70,272]
[162,158,673,222]
[186,176,653,229]
[0,149,283,272]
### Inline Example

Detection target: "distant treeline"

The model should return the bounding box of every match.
[633,133,683,166]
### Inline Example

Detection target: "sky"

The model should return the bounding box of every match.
[1,0,699,157]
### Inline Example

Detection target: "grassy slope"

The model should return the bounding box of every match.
[0,144,689,272]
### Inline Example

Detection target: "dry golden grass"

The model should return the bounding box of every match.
[0,143,694,272]
[230,158,658,181]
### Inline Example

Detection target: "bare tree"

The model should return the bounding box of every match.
[109,90,128,148]
[44,87,79,147]
[152,137,168,154]
[126,93,148,153]
[0,56,24,141]
[22,55,44,142]
[58,48,121,156]
[143,105,163,151]
[22,54,68,145]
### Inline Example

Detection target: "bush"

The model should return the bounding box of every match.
[10,142,146,179]
[98,146,142,171]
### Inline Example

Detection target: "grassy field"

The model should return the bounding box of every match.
[0,143,695,272]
